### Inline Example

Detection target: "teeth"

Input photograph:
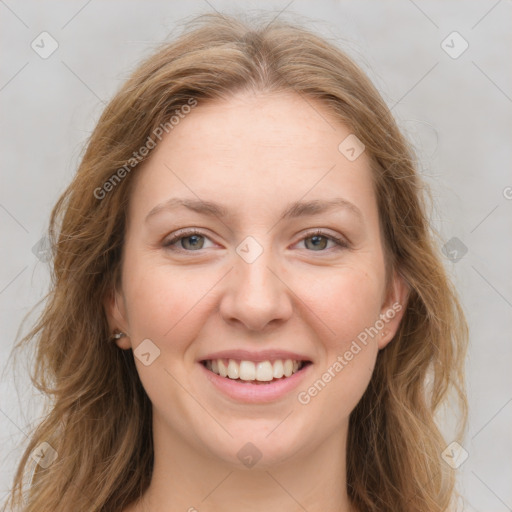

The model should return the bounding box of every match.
[205,358,306,382]
[218,359,228,377]
[255,361,273,381]
[239,361,256,381]
[227,359,239,379]
[272,360,284,378]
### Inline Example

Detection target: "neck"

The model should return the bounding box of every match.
[133,415,355,512]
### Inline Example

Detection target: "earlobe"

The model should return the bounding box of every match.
[104,288,131,349]
[377,271,410,349]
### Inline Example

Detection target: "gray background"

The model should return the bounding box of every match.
[1,1,511,510]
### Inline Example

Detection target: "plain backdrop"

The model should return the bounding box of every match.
[1,1,511,511]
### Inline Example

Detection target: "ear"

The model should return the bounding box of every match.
[377,270,410,350]
[104,285,132,350]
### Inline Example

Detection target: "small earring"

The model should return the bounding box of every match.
[111,330,126,342]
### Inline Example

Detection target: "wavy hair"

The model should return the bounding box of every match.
[3,12,468,512]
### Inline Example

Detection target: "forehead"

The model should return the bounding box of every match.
[160,91,349,162]
[129,91,378,226]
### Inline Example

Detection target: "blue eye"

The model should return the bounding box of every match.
[163,230,211,251]
[162,229,349,254]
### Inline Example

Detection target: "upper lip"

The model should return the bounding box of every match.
[199,349,313,363]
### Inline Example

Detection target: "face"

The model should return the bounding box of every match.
[107,90,408,469]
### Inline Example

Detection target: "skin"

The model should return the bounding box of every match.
[106,90,409,512]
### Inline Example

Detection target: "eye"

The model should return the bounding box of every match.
[296,229,349,252]
[162,229,214,252]
[162,228,349,254]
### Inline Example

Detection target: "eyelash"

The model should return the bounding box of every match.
[162,229,349,254]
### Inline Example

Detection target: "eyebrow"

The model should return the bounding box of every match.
[145,197,364,223]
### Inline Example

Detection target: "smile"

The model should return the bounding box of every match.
[202,358,311,383]
[199,356,313,403]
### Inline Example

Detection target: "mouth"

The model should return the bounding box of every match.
[200,358,313,384]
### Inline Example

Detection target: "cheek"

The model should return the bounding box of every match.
[295,269,382,424]
[293,264,384,408]
[304,264,384,350]
[121,252,192,341]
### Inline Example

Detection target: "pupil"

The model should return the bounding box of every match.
[308,235,326,250]
[184,235,203,249]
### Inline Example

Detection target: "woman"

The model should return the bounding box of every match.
[3,12,468,512]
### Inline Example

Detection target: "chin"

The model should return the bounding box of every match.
[202,426,308,470]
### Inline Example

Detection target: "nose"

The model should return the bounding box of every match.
[218,243,293,333]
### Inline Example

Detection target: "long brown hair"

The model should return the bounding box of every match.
[3,12,468,512]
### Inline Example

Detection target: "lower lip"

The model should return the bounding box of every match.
[199,362,312,403]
